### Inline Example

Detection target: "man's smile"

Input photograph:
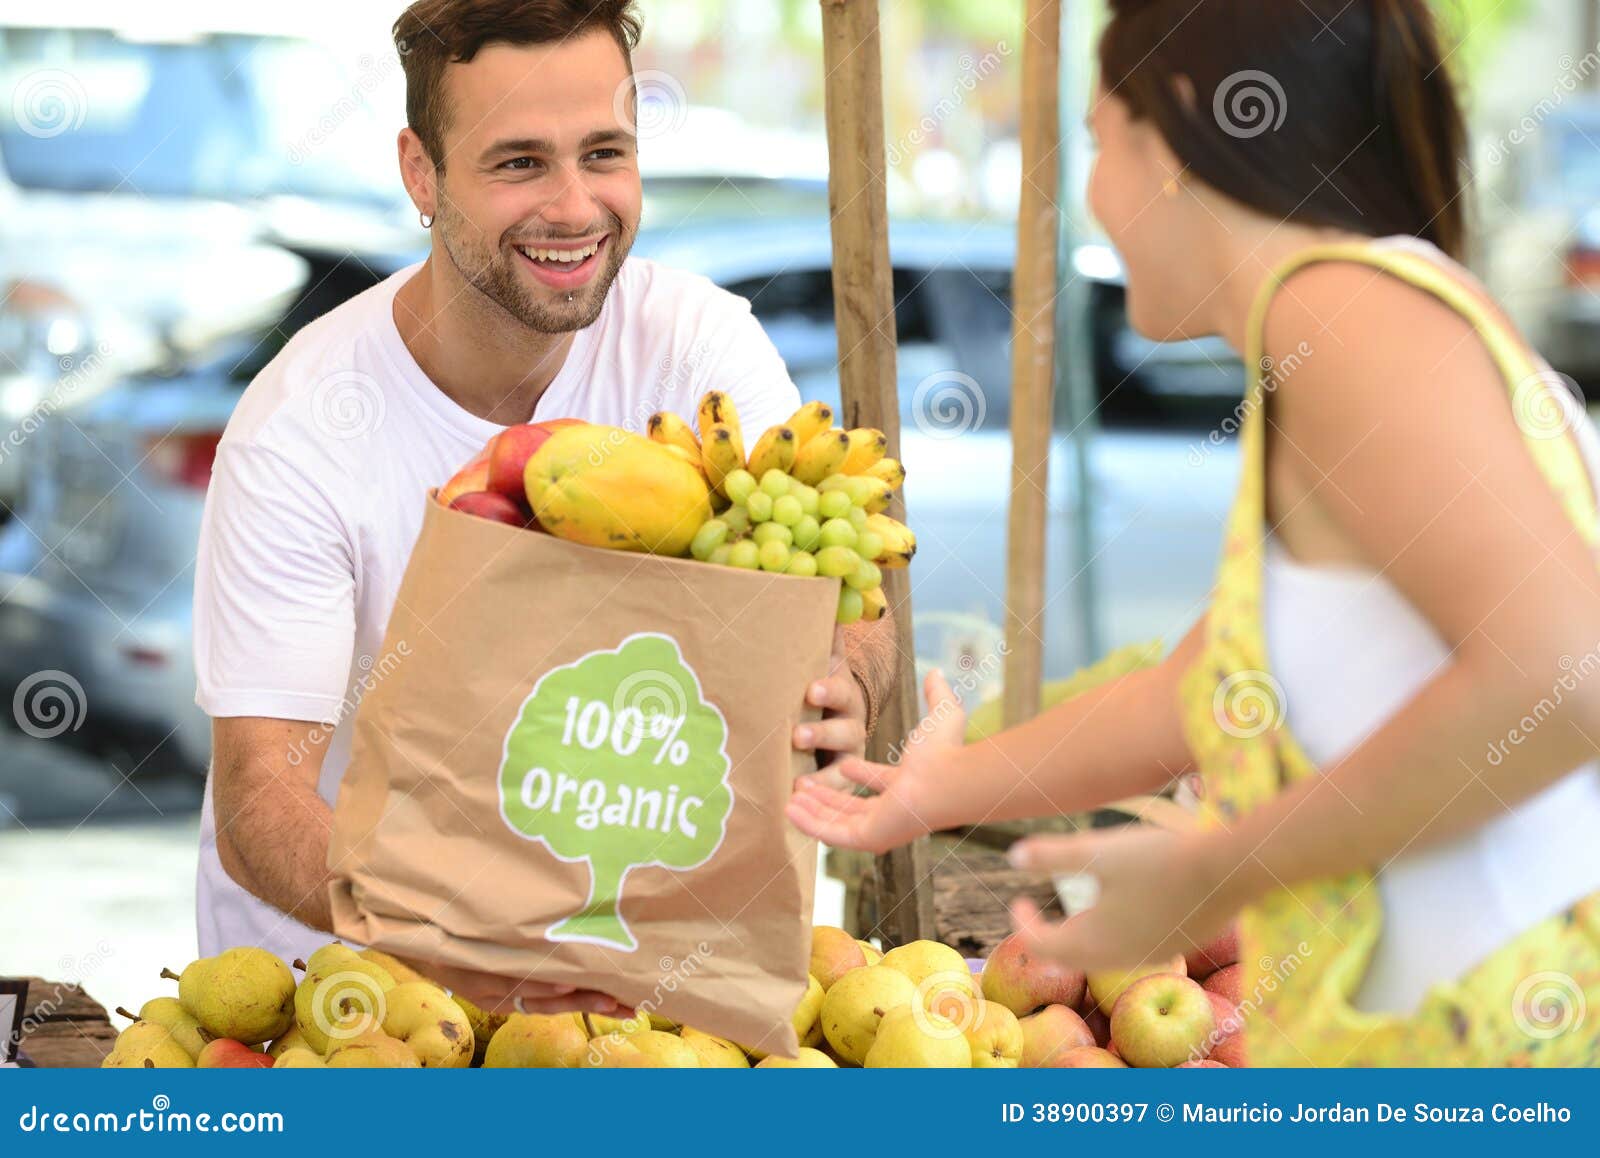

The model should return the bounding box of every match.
[513,234,610,291]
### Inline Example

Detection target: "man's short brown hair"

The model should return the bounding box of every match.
[393,0,643,170]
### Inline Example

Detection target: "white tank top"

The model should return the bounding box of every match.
[1262,237,1600,1014]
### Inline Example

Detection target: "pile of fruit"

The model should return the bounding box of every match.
[436,393,914,625]
[100,924,1246,1069]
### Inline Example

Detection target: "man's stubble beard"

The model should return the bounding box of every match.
[434,195,634,336]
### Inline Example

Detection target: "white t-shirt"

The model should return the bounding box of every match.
[193,257,801,963]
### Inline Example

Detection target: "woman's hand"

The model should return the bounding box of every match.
[1006,825,1247,973]
[786,668,966,852]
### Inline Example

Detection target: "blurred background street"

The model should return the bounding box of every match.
[3,0,1599,1014]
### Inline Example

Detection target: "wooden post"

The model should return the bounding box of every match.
[1002,0,1063,729]
[819,0,935,946]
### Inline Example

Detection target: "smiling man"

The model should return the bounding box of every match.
[192,0,896,1015]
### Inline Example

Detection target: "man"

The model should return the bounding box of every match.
[194,0,896,1016]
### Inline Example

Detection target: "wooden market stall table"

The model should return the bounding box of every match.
[9,977,115,1068]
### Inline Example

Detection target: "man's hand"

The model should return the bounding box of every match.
[399,956,629,1018]
[792,627,869,774]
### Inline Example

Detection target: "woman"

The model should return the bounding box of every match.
[788,0,1600,1066]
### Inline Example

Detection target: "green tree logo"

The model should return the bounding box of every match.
[498,633,733,950]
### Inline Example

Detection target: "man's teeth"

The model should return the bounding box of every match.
[518,241,600,263]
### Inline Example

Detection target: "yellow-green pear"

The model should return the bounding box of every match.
[810,925,868,990]
[755,1047,837,1068]
[964,999,1024,1067]
[380,982,473,1068]
[858,940,883,966]
[357,947,431,985]
[820,964,917,1065]
[292,944,395,1054]
[864,1006,972,1068]
[881,940,976,1014]
[585,1011,651,1037]
[161,947,295,1045]
[483,1013,589,1068]
[680,1027,750,1068]
[749,973,826,1061]
[451,993,508,1065]
[647,1012,678,1032]
[118,999,211,1060]
[266,1024,309,1059]
[272,1047,326,1068]
[101,1021,195,1069]
[628,1029,700,1067]
[323,1031,418,1068]
[582,1032,650,1068]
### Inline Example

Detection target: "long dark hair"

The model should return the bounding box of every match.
[1099,0,1468,260]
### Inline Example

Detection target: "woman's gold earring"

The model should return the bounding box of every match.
[1162,176,1182,200]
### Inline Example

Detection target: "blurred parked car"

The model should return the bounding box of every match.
[1481,97,1600,387]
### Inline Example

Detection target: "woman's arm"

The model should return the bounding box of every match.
[786,619,1204,852]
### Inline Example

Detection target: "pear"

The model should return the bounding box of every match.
[964,999,1024,1068]
[881,940,976,1013]
[451,993,509,1066]
[291,943,396,1054]
[585,1011,652,1037]
[380,982,473,1068]
[483,1013,589,1068]
[628,1029,700,1067]
[582,1032,651,1068]
[864,1006,972,1067]
[357,947,431,985]
[324,1031,418,1068]
[273,1047,327,1068]
[748,973,826,1061]
[754,1047,837,1068]
[680,1027,750,1068]
[647,1012,678,1032]
[161,947,296,1045]
[819,964,917,1065]
[809,925,868,990]
[101,1021,195,1069]
[266,1024,309,1059]
[858,940,883,966]
[117,998,211,1060]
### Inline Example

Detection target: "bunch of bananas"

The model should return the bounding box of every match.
[648,393,916,625]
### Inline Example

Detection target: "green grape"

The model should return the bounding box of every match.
[795,484,821,518]
[816,546,860,579]
[846,559,882,591]
[772,495,804,527]
[724,469,759,506]
[817,474,851,494]
[836,586,864,625]
[728,540,762,570]
[818,490,852,520]
[758,540,792,573]
[847,506,869,531]
[792,515,822,553]
[690,519,730,561]
[753,522,794,548]
[746,492,775,523]
[760,469,792,499]
[855,530,885,561]
[819,517,858,550]
[786,550,818,577]
[722,504,752,537]
[708,544,734,566]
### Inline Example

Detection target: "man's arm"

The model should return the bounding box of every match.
[840,616,898,739]
[211,716,338,933]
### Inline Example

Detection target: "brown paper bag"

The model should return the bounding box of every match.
[327,498,837,1056]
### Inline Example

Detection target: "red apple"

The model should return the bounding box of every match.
[1017,1004,1095,1067]
[981,931,1087,1016]
[197,1039,274,1069]
[1109,974,1216,1068]
[438,459,491,507]
[449,491,533,527]
[487,419,581,503]
[1179,1058,1227,1068]
[1053,1046,1126,1068]
[1202,963,1242,1005]
[1202,992,1245,1063]
[1184,923,1240,980]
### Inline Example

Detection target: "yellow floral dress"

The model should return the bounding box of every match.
[1179,241,1600,1066]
